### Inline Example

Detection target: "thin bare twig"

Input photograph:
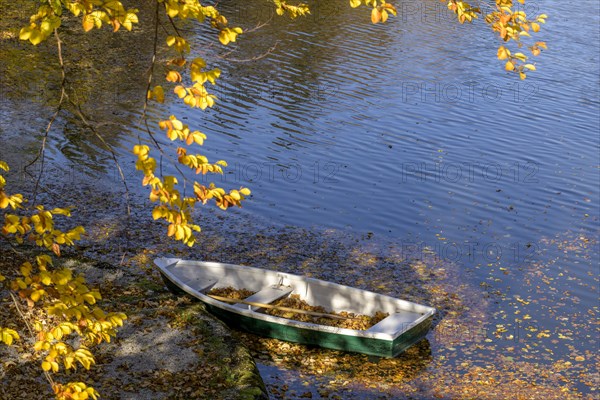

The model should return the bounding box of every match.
[0,236,26,257]
[9,293,56,388]
[9,293,34,338]
[24,29,68,204]
[218,40,280,63]
[139,3,190,196]
[139,1,164,152]
[69,103,132,215]
[215,16,277,62]
[23,28,132,215]
[11,292,55,387]
[167,15,183,39]
[243,17,273,35]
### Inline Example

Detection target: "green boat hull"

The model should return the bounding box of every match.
[156,259,436,358]
[204,302,433,358]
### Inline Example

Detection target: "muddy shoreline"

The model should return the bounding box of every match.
[2,175,596,399]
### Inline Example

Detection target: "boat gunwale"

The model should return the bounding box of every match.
[154,257,436,341]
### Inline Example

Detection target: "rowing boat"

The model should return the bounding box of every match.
[154,257,436,357]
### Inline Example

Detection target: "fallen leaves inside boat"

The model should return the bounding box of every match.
[207,287,390,330]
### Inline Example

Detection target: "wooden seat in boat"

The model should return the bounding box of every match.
[366,312,420,334]
[235,285,293,311]
[182,277,218,293]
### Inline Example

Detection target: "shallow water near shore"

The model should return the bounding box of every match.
[1,0,599,398]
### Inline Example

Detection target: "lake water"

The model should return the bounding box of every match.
[188,0,599,247]
[0,0,598,398]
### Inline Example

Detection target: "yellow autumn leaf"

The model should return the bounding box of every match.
[218,30,230,45]
[171,117,183,131]
[191,57,207,70]
[19,25,33,41]
[30,290,44,302]
[82,293,97,304]
[133,144,149,158]
[64,355,74,370]
[152,207,163,220]
[381,9,388,23]
[497,46,510,60]
[205,69,221,84]
[28,30,44,46]
[230,190,241,201]
[190,131,206,145]
[52,327,64,340]
[384,3,397,16]
[175,225,184,240]
[82,15,95,32]
[514,52,527,61]
[108,313,126,326]
[148,86,165,103]
[121,10,139,31]
[174,85,187,98]
[0,195,9,209]
[166,70,182,83]
[20,263,32,277]
[165,3,179,18]
[371,8,381,24]
[1,328,19,346]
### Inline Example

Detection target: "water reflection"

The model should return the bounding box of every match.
[253,337,433,399]
[0,0,155,172]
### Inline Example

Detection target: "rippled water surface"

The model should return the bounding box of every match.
[1,0,598,398]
